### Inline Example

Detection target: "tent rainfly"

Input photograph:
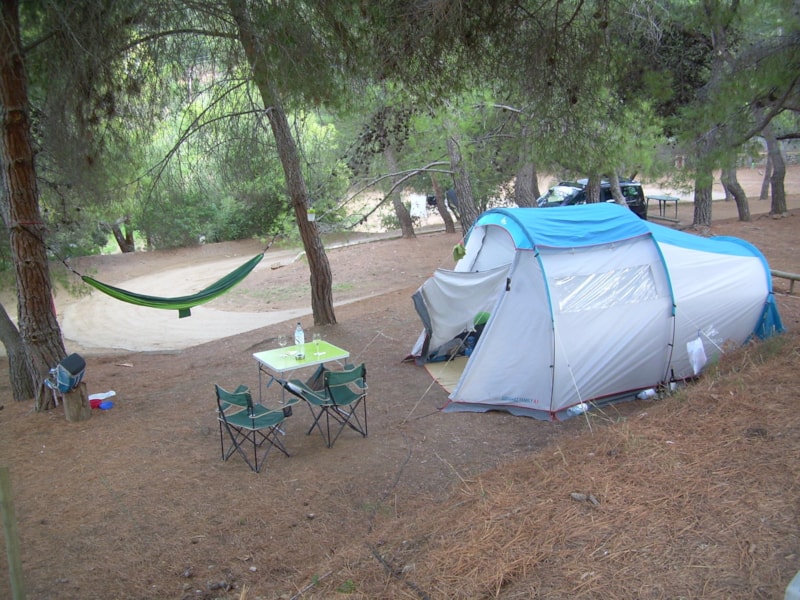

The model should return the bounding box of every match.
[410,204,784,420]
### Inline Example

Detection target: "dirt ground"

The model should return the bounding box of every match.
[0,167,799,599]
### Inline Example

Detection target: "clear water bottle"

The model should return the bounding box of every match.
[294,323,305,358]
[637,388,657,400]
[566,403,588,416]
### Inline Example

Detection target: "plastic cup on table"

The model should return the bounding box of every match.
[313,333,323,356]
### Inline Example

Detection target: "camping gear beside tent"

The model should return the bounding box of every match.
[410,204,784,421]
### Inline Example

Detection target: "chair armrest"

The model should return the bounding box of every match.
[248,402,292,425]
[281,378,328,404]
[258,397,300,418]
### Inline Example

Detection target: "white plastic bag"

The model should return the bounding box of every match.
[687,336,707,375]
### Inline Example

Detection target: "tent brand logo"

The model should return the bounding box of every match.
[501,395,533,405]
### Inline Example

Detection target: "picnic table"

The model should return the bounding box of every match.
[646,194,680,222]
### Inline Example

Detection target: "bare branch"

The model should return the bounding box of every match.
[317,161,452,226]
[119,28,239,54]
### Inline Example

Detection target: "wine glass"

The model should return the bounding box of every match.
[277,334,287,351]
[313,332,322,356]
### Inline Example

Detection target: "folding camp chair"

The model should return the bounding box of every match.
[281,363,368,448]
[215,384,295,473]
[43,353,86,407]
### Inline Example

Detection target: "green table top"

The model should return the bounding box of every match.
[253,341,350,373]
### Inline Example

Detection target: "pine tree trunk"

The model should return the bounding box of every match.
[430,174,455,233]
[101,217,135,253]
[446,133,479,234]
[720,166,750,222]
[759,156,772,201]
[267,103,335,325]
[0,300,35,401]
[608,171,626,206]
[763,126,787,216]
[692,177,713,227]
[228,0,335,325]
[585,173,601,203]
[1,0,67,410]
[383,145,415,238]
[513,161,539,207]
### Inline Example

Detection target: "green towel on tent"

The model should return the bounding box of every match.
[82,253,264,318]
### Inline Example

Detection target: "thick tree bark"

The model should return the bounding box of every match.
[101,216,135,253]
[720,166,750,222]
[383,145,415,238]
[446,133,479,234]
[608,171,626,206]
[692,176,713,227]
[513,161,539,207]
[722,175,733,201]
[1,0,67,409]
[0,300,35,400]
[430,173,455,233]
[267,103,335,325]
[228,0,335,325]
[585,173,601,203]
[759,155,772,201]
[763,125,788,216]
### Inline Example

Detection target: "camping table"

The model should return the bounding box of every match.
[646,194,680,222]
[253,341,350,404]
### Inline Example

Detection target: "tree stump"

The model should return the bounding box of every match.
[63,382,91,423]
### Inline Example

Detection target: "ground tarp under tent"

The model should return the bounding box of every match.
[410,204,784,420]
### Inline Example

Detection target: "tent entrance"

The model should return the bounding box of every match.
[424,356,468,394]
[411,264,510,362]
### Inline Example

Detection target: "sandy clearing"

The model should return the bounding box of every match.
[56,254,309,353]
[55,235,408,354]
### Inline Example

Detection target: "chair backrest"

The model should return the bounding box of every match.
[324,363,366,405]
[215,384,253,413]
[52,353,86,393]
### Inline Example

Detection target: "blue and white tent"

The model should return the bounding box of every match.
[410,203,784,420]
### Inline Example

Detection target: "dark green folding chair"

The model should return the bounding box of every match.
[281,363,368,448]
[215,384,295,473]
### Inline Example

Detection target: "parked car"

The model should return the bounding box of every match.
[536,178,648,220]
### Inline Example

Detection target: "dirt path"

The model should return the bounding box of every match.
[58,251,310,353]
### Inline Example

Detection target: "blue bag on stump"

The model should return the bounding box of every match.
[52,353,86,393]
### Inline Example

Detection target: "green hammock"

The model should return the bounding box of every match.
[81,253,264,318]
